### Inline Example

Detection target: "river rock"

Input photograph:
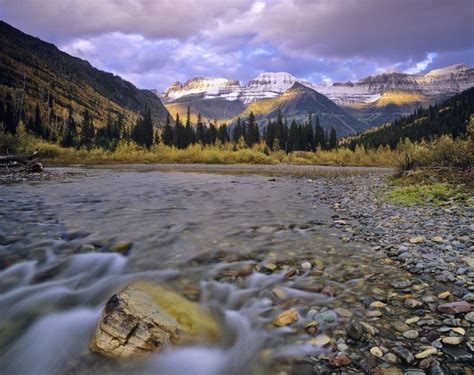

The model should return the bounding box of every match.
[465,311,474,322]
[370,346,383,358]
[415,347,437,359]
[347,318,364,340]
[441,336,463,345]
[392,347,415,364]
[110,241,133,255]
[328,354,352,367]
[409,236,425,244]
[403,330,419,339]
[273,308,299,327]
[438,301,472,314]
[90,282,220,358]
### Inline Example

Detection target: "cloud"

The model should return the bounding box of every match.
[1,0,473,89]
[0,0,254,42]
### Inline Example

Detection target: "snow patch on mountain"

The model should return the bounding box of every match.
[160,64,474,107]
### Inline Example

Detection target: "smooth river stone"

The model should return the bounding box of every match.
[90,282,220,358]
[438,301,472,314]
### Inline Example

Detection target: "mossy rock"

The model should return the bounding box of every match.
[90,281,220,358]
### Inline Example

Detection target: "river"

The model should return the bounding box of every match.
[0,166,458,374]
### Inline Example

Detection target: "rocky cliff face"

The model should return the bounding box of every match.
[310,64,474,106]
[161,65,474,107]
[160,64,474,130]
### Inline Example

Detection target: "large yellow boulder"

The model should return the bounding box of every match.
[90,281,220,358]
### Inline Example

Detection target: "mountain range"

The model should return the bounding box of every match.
[1,20,472,138]
[0,21,169,129]
[160,65,474,135]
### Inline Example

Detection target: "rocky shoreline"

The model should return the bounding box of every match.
[1,167,473,374]
[302,172,474,374]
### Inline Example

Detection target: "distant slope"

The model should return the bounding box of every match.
[0,21,169,128]
[343,87,474,149]
[345,90,430,127]
[165,96,245,124]
[234,83,366,136]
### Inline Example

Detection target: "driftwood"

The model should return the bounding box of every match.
[0,151,43,174]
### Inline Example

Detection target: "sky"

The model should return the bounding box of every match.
[1,0,473,91]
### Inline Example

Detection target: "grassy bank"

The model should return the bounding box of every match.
[384,123,473,206]
[1,133,398,167]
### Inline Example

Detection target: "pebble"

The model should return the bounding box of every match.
[273,308,298,327]
[405,299,422,308]
[347,319,364,341]
[301,261,312,270]
[336,342,348,352]
[110,241,133,255]
[405,316,420,325]
[438,291,451,300]
[402,330,419,339]
[383,352,399,364]
[310,334,331,347]
[366,310,383,317]
[415,347,437,359]
[464,311,474,322]
[438,301,472,314]
[392,321,410,332]
[334,307,353,319]
[451,327,465,335]
[370,346,383,358]
[370,301,387,308]
[431,236,444,243]
[441,336,463,345]
[328,354,352,367]
[409,236,425,244]
[262,262,277,272]
[393,347,415,364]
[463,293,474,302]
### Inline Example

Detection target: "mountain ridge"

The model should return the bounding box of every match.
[0,20,169,129]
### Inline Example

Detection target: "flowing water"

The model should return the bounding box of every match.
[0,167,447,374]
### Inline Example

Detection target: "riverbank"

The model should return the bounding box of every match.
[0,166,472,374]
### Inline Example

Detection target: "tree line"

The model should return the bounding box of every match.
[1,96,339,153]
[161,107,338,152]
[346,87,474,150]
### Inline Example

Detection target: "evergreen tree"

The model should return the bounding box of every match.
[184,105,194,147]
[265,119,275,149]
[233,117,243,143]
[329,127,337,149]
[245,112,259,147]
[33,104,44,138]
[162,112,174,146]
[0,100,4,126]
[314,116,324,149]
[4,94,16,135]
[287,120,299,152]
[62,105,76,147]
[142,107,154,148]
[218,124,230,144]
[173,113,185,148]
[196,113,205,144]
[207,122,218,145]
[79,109,95,149]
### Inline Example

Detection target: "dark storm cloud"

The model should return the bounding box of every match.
[0,0,472,90]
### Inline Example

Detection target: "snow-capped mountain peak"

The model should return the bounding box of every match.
[160,64,473,106]
[162,77,241,102]
[426,63,471,77]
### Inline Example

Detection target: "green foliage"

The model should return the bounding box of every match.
[346,87,474,150]
[385,183,453,206]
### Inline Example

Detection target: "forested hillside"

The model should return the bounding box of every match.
[0,21,169,133]
[345,88,474,150]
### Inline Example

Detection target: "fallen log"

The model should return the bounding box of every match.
[0,151,43,173]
